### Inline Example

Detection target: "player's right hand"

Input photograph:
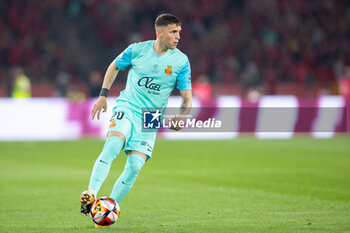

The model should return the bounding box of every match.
[169,116,185,131]
[92,96,107,120]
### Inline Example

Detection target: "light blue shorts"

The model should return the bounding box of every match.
[107,105,157,160]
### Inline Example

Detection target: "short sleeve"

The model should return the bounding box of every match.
[115,44,133,71]
[176,60,192,90]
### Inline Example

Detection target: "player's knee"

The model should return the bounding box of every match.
[100,136,124,163]
[126,154,145,174]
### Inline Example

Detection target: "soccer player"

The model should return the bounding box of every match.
[80,13,192,226]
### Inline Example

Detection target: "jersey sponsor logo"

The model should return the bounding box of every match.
[165,66,172,75]
[138,77,161,92]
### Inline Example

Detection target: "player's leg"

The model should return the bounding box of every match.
[80,132,125,214]
[110,118,156,203]
[88,132,125,194]
[81,108,132,214]
[110,151,147,203]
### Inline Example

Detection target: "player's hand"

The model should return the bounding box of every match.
[92,96,107,120]
[169,116,185,131]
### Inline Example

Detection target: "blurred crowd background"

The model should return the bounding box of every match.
[1,0,350,100]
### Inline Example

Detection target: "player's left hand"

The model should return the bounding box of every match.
[92,96,107,120]
[169,116,185,131]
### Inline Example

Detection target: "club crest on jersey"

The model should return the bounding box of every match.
[165,66,172,75]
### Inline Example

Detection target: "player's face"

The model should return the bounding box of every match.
[159,24,181,50]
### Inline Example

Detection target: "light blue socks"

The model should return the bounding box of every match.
[110,153,145,203]
[88,137,124,192]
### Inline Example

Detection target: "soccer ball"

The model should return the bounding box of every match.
[90,197,120,226]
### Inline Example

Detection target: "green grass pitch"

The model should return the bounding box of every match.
[0,137,350,233]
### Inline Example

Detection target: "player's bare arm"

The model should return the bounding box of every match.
[92,60,120,120]
[170,90,192,131]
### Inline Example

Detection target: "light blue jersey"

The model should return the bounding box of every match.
[115,40,191,115]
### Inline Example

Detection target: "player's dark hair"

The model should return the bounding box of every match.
[155,14,181,27]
